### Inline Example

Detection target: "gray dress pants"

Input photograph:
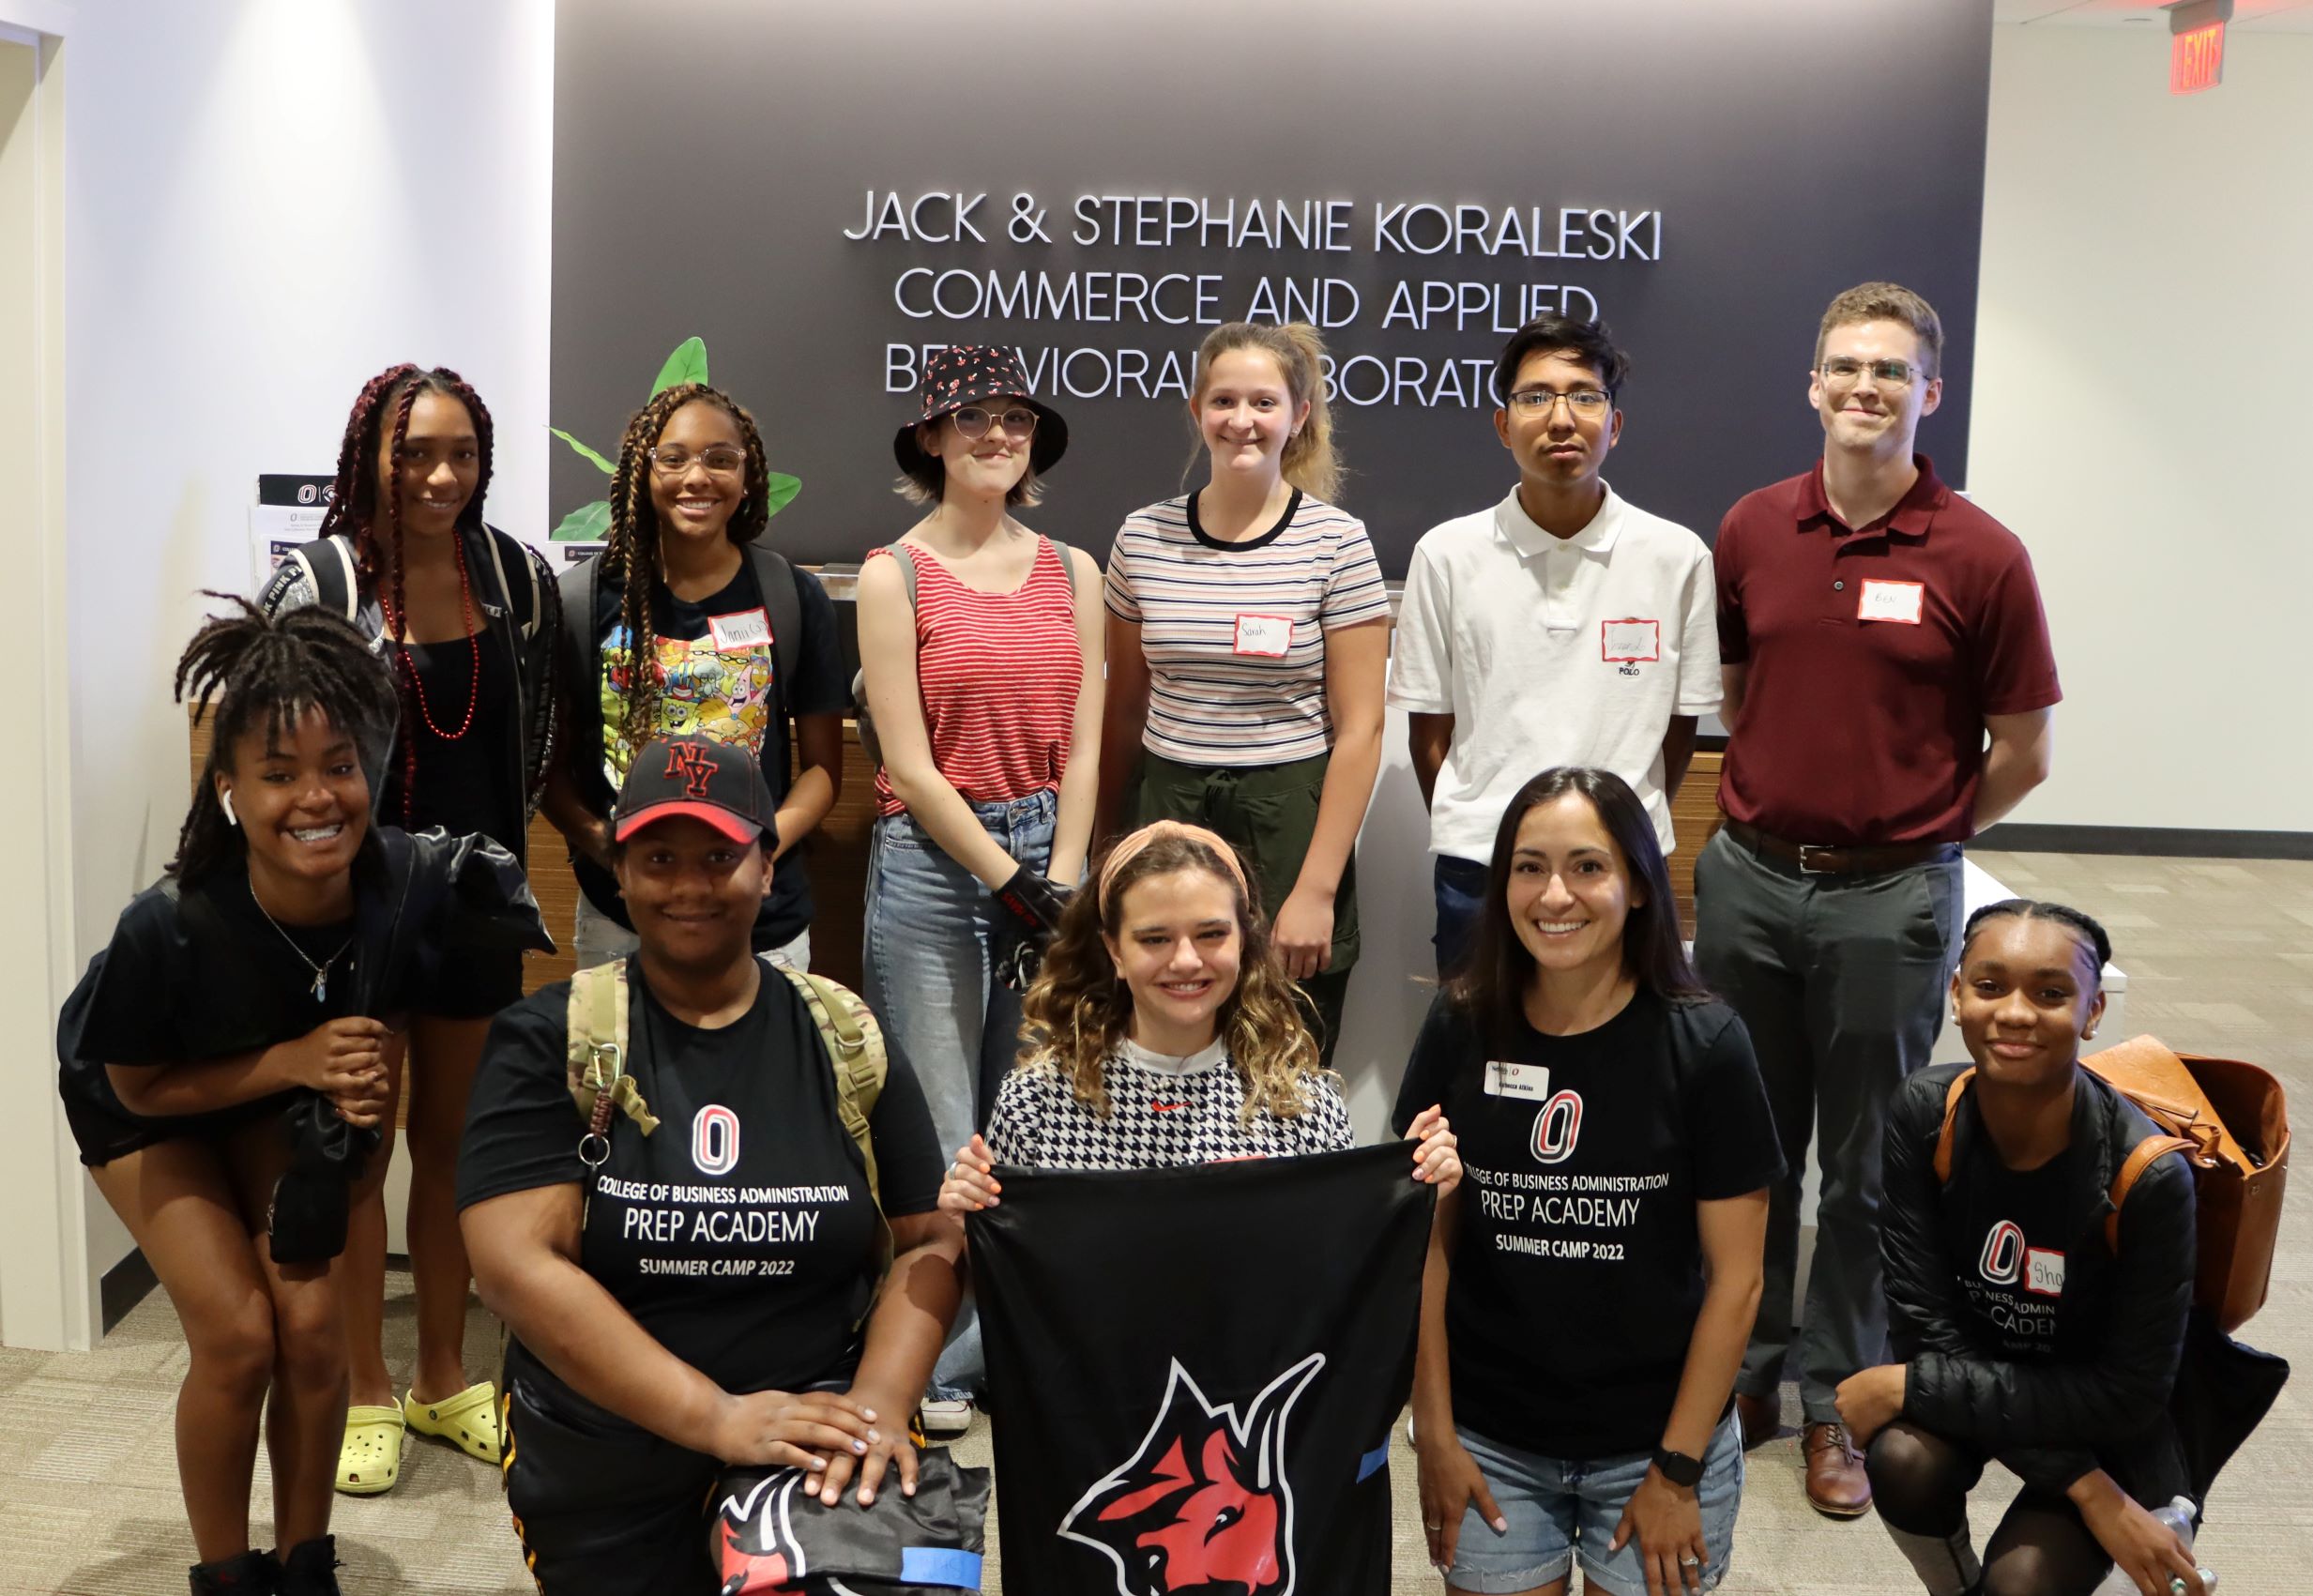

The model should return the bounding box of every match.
[1691,826,1962,1425]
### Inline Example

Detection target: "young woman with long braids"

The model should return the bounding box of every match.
[260,362,564,1493]
[543,381,847,977]
[1395,768,1780,1596]
[1097,321,1389,1067]
[856,344,1103,1432]
[55,600,544,1594]
[936,820,1461,1186]
[1836,902,2208,1596]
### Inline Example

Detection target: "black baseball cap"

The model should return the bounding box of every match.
[614,737,776,844]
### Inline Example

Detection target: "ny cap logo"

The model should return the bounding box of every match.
[664,742,716,798]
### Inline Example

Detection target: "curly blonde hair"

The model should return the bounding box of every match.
[1018,829,1329,1119]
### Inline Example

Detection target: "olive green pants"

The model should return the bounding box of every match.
[1132,749,1358,1068]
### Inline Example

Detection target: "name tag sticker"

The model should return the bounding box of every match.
[2026,1246,2067,1298]
[707,607,773,652]
[1857,579,1925,625]
[1483,1061,1551,1102]
[1601,618,1661,662]
[1233,613,1292,657]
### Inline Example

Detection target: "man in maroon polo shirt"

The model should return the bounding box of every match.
[1695,282,2060,1518]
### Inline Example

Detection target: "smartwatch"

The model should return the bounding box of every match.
[1651,1446,1704,1489]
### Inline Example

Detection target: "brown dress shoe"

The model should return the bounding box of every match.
[1733,1391,1779,1451]
[1803,1421,1873,1517]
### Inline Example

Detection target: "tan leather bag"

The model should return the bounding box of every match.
[1931,1035,2289,1332]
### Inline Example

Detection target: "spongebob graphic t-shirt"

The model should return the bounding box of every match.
[576,560,847,947]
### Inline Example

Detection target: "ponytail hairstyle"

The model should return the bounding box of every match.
[1189,321,1342,503]
[170,594,399,887]
[1960,899,2112,989]
[1019,827,1329,1120]
[314,363,495,821]
[601,383,775,753]
[1449,767,1711,1053]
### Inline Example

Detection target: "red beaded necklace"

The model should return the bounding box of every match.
[388,532,481,741]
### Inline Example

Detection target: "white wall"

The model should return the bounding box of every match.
[1968,24,2313,833]
[58,0,554,1311]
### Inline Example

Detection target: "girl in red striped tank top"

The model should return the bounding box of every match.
[857,345,1103,1433]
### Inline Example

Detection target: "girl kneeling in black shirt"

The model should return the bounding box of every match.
[460,736,961,1596]
[56,600,546,1595]
[1836,902,2205,1596]
[1393,768,1781,1596]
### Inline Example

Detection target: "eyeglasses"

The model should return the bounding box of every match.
[949,404,1040,442]
[647,446,747,477]
[1818,357,1924,388]
[1507,388,1612,418]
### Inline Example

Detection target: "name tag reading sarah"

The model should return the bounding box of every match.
[707,607,773,652]
[1484,1061,1551,1102]
[1233,613,1293,657]
[1857,580,1925,625]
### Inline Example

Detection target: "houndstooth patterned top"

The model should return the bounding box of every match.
[984,1038,1354,1171]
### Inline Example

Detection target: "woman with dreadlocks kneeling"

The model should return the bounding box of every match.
[258,362,563,1493]
[55,599,548,1594]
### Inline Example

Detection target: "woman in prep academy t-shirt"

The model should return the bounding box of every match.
[461,736,959,1596]
[1392,767,1780,1596]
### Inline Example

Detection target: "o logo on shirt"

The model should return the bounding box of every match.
[1529,1089,1585,1165]
[692,1104,740,1178]
[1979,1220,2026,1285]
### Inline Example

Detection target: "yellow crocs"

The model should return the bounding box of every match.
[336,1405,406,1496]
[403,1381,501,1466]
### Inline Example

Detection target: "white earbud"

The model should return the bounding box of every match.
[221,789,238,828]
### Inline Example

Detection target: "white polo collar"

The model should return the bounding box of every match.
[1496,482,1625,562]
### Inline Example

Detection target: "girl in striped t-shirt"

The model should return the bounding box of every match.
[857,344,1103,1431]
[1098,322,1389,1067]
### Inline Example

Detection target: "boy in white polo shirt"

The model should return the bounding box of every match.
[1392,314,1720,972]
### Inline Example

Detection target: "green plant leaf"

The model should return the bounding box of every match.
[761,472,801,520]
[650,337,709,397]
[548,427,616,476]
[551,499,611,542]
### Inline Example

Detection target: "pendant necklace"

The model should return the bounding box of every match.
[250,881,355,1003]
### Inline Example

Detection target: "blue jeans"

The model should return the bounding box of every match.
[1450,1414,1746,1595]
[1433,853,1490,978]
[862,788,1057,1400]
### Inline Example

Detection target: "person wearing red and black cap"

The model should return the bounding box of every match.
[460,736,961,1594]
[1697,282,2061,1518]
[856,343,1104,1435]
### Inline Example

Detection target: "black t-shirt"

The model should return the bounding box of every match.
[377,633,520,849]
[458,962,944,1402]
[1392,990,1783,1459]
[1947,1144,2087,1361]
[576,560,848,948]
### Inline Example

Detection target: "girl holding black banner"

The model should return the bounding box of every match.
[56,600,546,1595]
[259,362,564,1492]
[1393,767,1780,1596]
[936,819,1459,1186]
[1834,902,2213,1596]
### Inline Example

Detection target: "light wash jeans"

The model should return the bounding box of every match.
[862,788,1058,1401]
[572,894,811,974]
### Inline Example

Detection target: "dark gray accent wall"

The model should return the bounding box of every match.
[552,1,1993,573]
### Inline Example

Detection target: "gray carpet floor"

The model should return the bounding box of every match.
[6,851,2307,1593]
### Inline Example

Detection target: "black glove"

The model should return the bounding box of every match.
[994,866,1070,936]
[992,867,1073,992]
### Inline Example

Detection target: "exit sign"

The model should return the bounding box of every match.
[2171,19,2227,94]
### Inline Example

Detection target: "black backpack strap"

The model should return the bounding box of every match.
[744,544,803,691]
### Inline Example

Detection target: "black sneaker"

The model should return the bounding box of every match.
[190,1550,278,1595]
[276,1537,342,1596]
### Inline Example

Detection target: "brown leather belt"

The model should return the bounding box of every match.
[1721,819,1955,877]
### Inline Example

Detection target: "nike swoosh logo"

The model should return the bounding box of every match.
[1151,1101,1186,1113]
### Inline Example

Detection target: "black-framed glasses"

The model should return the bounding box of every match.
[648,446,747,477]
[1818,357,1923,388]
[950,404,1040,442]
[1507,388,1612,418]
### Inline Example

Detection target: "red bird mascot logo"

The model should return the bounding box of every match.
[1059,1354,1324,1596]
